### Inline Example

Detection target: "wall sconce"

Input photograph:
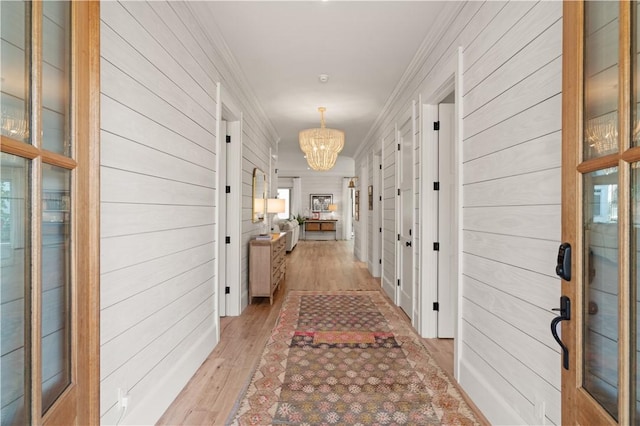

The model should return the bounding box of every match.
[348,177,358,188]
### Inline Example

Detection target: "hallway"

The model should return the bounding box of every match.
[157,240,486,425]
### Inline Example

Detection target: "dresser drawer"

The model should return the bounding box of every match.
[249,232,286,305]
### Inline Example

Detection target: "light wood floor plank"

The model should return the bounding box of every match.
[156,240,488,425]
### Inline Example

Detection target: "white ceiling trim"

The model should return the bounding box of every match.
[353,1,464,161]
[186,2,281,145]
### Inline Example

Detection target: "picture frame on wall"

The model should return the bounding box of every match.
[368,185,373,210]
[310,194,333,212]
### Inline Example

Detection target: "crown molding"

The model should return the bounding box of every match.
[186,2,280,144]
[353,1,465,161]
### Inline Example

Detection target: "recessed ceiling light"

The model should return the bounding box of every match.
[318,74,329,83]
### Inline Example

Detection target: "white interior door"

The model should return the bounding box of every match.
[398,111,414,318]
[372,152,382,278]
[437,103,455,337]
[218,121,228,317]
[382,131,397,300]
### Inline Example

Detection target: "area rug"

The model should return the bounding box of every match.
[227,291,479,425]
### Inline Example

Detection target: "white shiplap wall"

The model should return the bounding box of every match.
[100,1,277,424]
[353,1,563,424]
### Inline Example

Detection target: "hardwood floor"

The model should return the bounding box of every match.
[157,240,487,425]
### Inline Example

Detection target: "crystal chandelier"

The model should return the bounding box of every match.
[299,107,344,171]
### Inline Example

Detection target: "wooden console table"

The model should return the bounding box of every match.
[249,233,286,304]
[304,219,338,240]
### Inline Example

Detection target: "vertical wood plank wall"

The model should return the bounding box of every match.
[99,1,275,424]
[353,1,563,424]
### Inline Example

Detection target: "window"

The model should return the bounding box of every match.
[277,188,290,219]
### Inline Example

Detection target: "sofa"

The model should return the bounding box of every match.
[280,219,300,252]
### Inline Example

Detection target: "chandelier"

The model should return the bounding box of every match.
[299,107,344,171]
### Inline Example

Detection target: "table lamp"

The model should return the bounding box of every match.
[267,198,286,232]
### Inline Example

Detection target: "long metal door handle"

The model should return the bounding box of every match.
[550,296,571,370]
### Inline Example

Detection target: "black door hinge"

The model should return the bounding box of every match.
[397,188,401,196]
[433,242,440,251]
[379,195,382,201]
[225,286,230,294]
[433,182,440,191]
[226,135,231,143]
[225,185,231,194]
[409,229,412,236]
[397,279,401,287]
[397,234,401,241]
[433,121,440,131]
[379,227,382,233]
[433,302,439,311]
[379,164,382,170]
[379,258,382,264]
[225,236,231,244]
[397,143,401,151]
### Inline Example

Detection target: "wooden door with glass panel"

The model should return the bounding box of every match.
[561,1,640,424]
[1,1,99,424]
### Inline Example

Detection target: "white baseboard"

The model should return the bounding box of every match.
[458,357,527,426]
[121,322,218,425]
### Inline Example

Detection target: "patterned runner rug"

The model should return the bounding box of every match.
[228,291,479,425]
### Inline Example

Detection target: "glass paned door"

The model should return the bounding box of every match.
[563,1,639,424]
[0,1,98,424]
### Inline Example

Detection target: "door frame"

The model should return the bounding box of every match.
[418,47,463,369]
[216,85,242,319]
[397,105,416,321]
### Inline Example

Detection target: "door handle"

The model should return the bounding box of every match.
[551,295,571,370]
[405,241,412,247]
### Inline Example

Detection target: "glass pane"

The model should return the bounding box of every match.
[41,164,71,413]
[584,2,619,160]
[583,167,619,420]
[41,1,70,155]
[1,0,30,142]
[1,153,30,425]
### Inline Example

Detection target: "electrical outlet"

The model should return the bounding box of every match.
[117,388,129,409]
[534,399,545,425]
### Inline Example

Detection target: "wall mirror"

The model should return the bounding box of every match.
[252,168,266,223]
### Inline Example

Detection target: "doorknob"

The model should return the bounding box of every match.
[551,296,571,370]
[405,241,412,247]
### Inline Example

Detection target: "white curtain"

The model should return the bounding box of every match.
[342,178,352,240]
[292,177,302,218]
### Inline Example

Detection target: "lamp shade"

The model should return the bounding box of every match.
[328,204,338,212]
[267,198,286,214]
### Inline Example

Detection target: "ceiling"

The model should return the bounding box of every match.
[207,1,449,165]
